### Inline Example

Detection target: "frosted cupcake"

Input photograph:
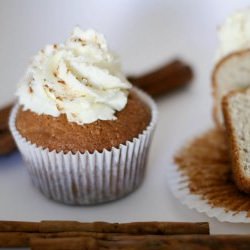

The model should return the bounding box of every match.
[10,28,157,205]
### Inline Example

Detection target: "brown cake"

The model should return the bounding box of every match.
[16,91,151,153]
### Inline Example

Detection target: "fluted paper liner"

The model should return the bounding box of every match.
[10,88,157,205]
[168,128,250,223]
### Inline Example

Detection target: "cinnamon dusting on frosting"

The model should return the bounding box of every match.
[16,27,131,125]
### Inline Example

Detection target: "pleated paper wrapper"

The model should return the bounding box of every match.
[167,128,250,223]
[10,88,157,205]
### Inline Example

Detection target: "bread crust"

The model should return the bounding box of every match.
[212,49,250,129]
[222,89,250,193]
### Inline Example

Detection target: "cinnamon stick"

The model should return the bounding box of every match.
[0,232,36,248]
[128,59,193,97]
[0,103,13,131]
[0,221,209,235]
[0,132,16,155]
[0,232,128,247]
[25,234,250,250]
[31,237,99,250]
[0,103,16,155]
[40,221,209,235]
[0,221,39,232]
[98,235,250,250]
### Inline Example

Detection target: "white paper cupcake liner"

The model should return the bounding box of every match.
[167,162,250,223]
[10,87,157,205]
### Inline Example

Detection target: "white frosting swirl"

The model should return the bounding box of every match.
[17,27,131,124]
[216,8,250,61]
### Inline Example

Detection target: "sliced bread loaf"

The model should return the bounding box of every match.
[222,88,250,193]
[212,49,250,127]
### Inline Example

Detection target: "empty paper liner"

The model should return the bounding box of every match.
[168,128,250,223]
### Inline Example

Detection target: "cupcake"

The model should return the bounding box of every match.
[10,27,157,205]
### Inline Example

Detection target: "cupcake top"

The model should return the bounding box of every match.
[216,8,250,61]
[17,27,131,125]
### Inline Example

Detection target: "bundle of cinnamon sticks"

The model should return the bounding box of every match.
[0,220,249,250]
[0,59,193,156]
[0,220,209,249]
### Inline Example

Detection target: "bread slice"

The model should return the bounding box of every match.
[212,49,250,128]
[222,88,250,193]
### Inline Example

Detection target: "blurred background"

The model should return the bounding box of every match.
[1,0,250,234]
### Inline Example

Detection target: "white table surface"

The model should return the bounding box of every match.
[1,1,250,246]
